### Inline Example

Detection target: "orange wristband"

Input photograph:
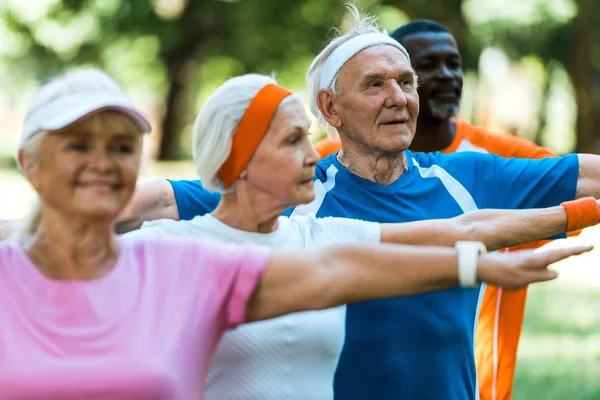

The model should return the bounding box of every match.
[560,197,600,232]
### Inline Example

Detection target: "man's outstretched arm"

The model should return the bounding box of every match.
[115,179,180,233]
[381,200,599,251]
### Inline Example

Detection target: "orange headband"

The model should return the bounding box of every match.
[218,83,293,188]
[560,197,600,232]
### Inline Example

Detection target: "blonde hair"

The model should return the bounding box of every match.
[18,68,142,237]
[192,74,301,192]
[306,3,415,138]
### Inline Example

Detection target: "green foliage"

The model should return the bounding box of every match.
[0,0,353,158]
[1,0,598,157]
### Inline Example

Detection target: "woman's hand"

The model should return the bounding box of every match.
[477,245,593,289]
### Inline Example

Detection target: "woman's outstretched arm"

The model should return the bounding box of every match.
[245,242,591,322]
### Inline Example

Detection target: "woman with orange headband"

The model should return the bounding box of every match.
[125,73,597,400]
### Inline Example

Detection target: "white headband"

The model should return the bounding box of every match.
[319,32,411,90]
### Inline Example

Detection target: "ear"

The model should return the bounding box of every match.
[18,151,41,191]
[316,89,342,129]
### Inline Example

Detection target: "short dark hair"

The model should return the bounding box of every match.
[390,20,450,46]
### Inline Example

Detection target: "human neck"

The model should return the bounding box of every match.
[337,144,408,186]
[23,209,119,280]
[409,118,456,154]
[211,188,287,234]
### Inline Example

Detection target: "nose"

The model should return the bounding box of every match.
[385,81,408,109]
[435,63,453,80]
[306,141,321,166]
[88,145,115,172]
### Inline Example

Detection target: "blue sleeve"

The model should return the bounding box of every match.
[167,179,221,220]
[438,152,578,240]
[488,153,579,210]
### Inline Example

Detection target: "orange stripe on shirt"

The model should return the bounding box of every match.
[446,121,574,400]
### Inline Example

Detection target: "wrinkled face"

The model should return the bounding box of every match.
[328,45,419,154]
[21,111,142,222]
[402,32,463,121]
[243,101,319,208]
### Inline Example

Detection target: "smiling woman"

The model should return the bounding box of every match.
[22,113,141,228]
[16,69,150,240]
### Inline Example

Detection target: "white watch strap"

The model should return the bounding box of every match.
[455,241,488,288]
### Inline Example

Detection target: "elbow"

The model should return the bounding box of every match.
[115,218,143,234]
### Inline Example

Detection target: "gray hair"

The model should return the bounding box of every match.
[306,3,414,138]
[192,74,301,192]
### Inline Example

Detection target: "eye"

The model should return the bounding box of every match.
[449,60,461,69]
[113,143,135,153]
[400,78,414,87]
[365,80,383,89]
[66,142,88,152]
[418,63,434,72]
[286,134,302,145]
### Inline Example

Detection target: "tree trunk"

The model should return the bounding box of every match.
[533,63,554,146]
[568,1,598,154]
[158,59,187,161]
[156,1,233,160]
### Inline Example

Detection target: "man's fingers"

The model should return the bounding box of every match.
[527,245,594,269]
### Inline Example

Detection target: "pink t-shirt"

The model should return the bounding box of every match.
[0,236,270,399]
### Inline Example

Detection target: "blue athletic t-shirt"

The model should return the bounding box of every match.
[169,150,578,399]
[167,179,220,220]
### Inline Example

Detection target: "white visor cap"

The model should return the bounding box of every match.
[19,84,151,151]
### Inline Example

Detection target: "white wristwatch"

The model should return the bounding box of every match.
[455,241,488,288]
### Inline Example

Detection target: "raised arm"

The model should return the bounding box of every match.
[576,154,600,199]
[380,200,600,250]
[115,179,180,233]
[245,242,592,322]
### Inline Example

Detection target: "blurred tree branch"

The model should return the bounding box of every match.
[2,0,598,157]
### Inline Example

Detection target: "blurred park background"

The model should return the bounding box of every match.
[0,0,599,398]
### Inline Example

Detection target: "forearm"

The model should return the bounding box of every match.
[382,203,598,251]
[456,206,570,251]
[324,244,460,303]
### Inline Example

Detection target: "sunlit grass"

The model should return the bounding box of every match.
[513,232,600,400]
